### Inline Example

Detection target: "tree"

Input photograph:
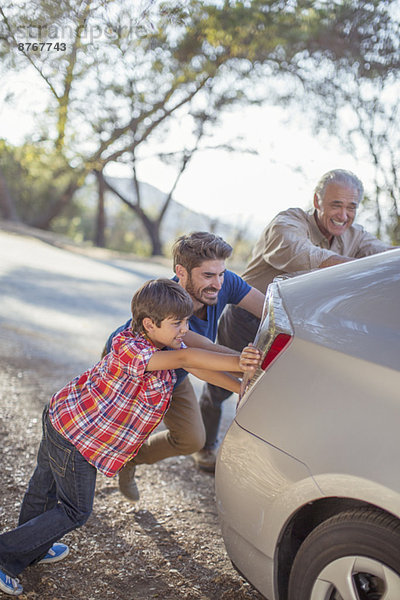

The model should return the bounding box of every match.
[280,8,399,242]
[335,75,400,244]
[99,109,253,254]
[264,1,400,242]
[0,166,19,222]
[1,0,399,253]
[0,139,83,226]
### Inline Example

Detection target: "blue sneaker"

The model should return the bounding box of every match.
[0,569,23,596]
[38,543,70,565]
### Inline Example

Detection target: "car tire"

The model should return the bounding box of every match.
[287,508,400,600]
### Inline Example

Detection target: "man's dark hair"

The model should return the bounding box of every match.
[172,232,232,273]
[131,279,193,334]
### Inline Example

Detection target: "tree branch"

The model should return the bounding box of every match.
[0,6,59,99]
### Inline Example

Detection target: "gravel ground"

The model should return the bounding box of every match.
[0,322,264,600]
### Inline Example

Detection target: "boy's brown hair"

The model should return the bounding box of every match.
[172,231,232,273]
[131,279,193,334]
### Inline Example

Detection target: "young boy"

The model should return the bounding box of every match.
[0,279,260,596]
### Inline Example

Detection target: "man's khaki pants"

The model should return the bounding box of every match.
[133,376,206,465]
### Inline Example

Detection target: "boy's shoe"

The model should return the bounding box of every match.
[192,448,217,473]
[38,543,70,564]
[0,570,23,596]
[119,461,140,501]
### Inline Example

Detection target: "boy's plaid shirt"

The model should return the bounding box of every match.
[49,329,178,477]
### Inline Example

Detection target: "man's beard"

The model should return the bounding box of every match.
[185,275,219,306]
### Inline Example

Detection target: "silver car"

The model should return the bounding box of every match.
[216,248,400,600]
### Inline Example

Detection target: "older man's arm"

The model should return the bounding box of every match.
[263,211,394,272]
[319,230,395,268]
[319,255,355,268]
[353,229,396,258]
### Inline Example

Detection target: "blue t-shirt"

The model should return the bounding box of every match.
[105,270,251,387]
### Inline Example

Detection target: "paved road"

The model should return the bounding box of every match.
[0,228,169,374]
[0,226,237,409]
[0,227,259,600]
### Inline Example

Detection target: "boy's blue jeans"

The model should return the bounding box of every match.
[0,405,97,578]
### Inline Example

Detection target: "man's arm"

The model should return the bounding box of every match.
[183,330,238,355]
[186,344,261,392]
[261,211,349,272]
[264,211,394,272]
[236,286,265,318]
[319,255,355,268]
[353,228,395,258]
[187,368,241,394]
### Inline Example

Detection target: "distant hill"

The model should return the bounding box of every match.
[104,176,241,245]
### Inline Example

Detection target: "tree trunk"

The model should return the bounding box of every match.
[102,175,164,256]
[0,167,19,221]
[373,184,382,239]
[32,181,79,230]
[392,216,400,246]
[142,217,163,256]
[95,171,106,247]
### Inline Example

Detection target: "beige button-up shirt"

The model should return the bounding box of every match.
[242,208,391,293]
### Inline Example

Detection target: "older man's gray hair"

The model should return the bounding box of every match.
[315,169,364,203]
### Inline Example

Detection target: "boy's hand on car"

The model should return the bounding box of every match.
[239,344,261,373]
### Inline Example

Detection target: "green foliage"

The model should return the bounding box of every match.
[50,180,154,254]
[281,62,400,243]
[0,139,76,224]
[3,0,396,170]
[106,207,153,254]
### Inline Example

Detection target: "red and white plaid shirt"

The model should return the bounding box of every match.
[49,329,179,477]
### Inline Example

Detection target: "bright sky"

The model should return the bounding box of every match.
[2,68,373,240]
[108,105,372,237]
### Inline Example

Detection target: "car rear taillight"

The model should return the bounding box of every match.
[239,282,293,403]
[261,332,292,371]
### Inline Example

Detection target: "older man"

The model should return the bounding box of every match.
[195,168,394,472]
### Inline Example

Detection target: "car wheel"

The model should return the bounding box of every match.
[287,508,400,600]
